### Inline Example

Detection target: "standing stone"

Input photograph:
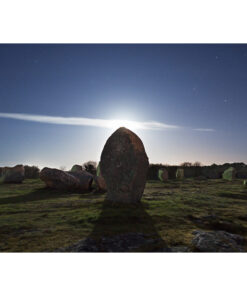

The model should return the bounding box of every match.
[222,167,236,181]
[158,168,169,182]
[176,168,184,179]
[100,127,149,203]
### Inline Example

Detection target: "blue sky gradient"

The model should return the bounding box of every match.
[0,44,246,169]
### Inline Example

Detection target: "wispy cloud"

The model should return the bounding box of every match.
[0,112,215,132]
[0,112,179,130]
[193,128,215,132]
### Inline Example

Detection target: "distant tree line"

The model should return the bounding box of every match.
[147,162,247,180]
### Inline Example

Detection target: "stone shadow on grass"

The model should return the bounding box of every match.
[60,199,170,252]
[0,187,71,205]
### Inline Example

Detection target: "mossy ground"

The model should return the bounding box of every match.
[0,178,247,252]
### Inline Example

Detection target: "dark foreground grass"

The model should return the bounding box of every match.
[0,178,247,252]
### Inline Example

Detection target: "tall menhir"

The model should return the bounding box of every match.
[100,127,149,203]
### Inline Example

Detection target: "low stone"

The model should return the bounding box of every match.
[40,167,93,192]
[56,232,169,252]
[192,230,245,252]
[68,170,93,191]
[0,165,25,183]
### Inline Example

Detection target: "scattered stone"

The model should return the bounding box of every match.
[222,167,236,181]
[158,168,169,182]
[0,165,25,183]
[176,168,184,179]
[40,167,93,192]
[100,127,149,203]
[40,167,80,190]
[192,230,245,252]
[68,170,94,191]
[56,232,170,252]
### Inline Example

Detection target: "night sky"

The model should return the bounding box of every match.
[0,44,246,169]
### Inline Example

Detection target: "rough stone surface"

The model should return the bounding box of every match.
[0,165,25,183]
[40,167,93,192]
[158,168,169,182]
[68,171,94,191]
[94,176,107,192]
[56,232,170,252]
[192,230,245,252]
[100,127,149,203]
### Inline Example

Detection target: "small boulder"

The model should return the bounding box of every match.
[40,167,80,191]
[158,168,169,182]
[40,167,93,192]
[100,127,149,203]
[192,230,245,252]
[68,170,93,191]
[0,165,25,183]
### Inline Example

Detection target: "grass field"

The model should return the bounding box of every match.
[0,178,247,252]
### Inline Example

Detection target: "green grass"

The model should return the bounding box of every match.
[0,178,247,251]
